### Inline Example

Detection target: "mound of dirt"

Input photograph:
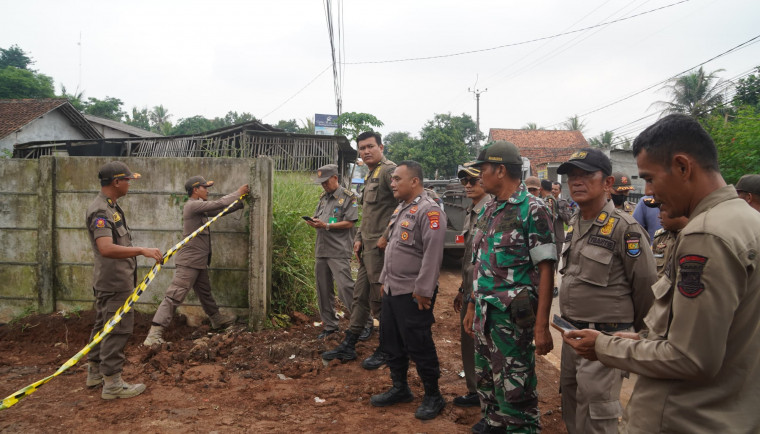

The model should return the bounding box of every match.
[0,270,566,433]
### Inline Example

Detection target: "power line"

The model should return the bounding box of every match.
[344,0,691,65]
[262,65,332,119]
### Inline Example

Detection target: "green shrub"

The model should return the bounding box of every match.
[270,172,322,316]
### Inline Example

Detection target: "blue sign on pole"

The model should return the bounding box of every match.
[315,114,338,135]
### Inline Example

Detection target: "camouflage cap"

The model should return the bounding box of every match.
[471,140,522,166]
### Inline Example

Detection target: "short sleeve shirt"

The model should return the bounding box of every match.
[314,187,359,258]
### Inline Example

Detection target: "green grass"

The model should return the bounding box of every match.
[270,172,322,317]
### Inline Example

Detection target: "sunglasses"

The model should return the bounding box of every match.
[460,177,481,186]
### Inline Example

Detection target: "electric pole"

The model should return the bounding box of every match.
[468,87,487,152]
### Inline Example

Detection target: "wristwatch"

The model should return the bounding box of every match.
[326,223,331,231]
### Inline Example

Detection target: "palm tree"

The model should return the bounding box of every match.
[523,122,544,130]
[149,105,173,135]
[589,131,615,149]
[298,117,315,134]
[563,115,587,133]
[653,67,729,119]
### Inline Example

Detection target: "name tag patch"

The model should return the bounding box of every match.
[588,235,615,251]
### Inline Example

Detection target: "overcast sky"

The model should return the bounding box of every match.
[3,0,759,143]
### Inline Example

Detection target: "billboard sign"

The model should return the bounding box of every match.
[314,113,338,136]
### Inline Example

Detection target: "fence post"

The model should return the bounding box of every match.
[248,157,273,330]
[37,156,55,313]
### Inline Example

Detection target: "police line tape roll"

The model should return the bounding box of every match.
[0,193,248,410]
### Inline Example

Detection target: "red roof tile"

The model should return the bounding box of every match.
[488,129,589,174]
[0,99,69,139]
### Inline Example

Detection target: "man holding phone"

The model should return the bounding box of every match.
[305,164,358,338]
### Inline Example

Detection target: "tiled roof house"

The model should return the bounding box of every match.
[488,128,589,179]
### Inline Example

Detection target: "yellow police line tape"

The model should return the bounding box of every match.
[0,194,248,411]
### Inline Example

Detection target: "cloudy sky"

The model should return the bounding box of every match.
[3,0,759,143]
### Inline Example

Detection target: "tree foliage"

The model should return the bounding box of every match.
[735,66,760,109]
[0,67,54,99]
[125,107,151,131]
[335,112,384,144]
[563,115,587,133]
[653,67,728,119]
[589,130,615,149]
[701,105,760,184]
[523,122,544,130]
[82,96,126,121]
[0,45,34,70]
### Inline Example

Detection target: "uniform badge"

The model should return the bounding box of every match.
[393,208,400,215]
[400,231,409,241]
[400,220,410,228]
[599,217,616,236]
[410,205,418,214]
[113,212,122,223]
[95,217,106,228]
[427,211,440,230]
[106,198,114,207]
[338,198,344,205]
[678,255,708,298]
[625,232,641,257]
[595,211,608,224]
[570,151,588,160]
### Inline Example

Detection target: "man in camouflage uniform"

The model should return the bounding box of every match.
[463,141,556,433]
[609,172,636,214]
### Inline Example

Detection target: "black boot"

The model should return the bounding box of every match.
[321,330,359,361]
[361,346,390,370]
[370,370,414,407]
[415,379,446,420]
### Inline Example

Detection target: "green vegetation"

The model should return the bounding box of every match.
[270,172,322,317]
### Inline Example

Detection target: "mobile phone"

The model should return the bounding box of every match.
[551,314,578,334]
[302,216,314,222]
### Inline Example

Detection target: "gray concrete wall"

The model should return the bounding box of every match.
[0,156,273,327]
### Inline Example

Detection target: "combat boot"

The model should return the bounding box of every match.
[101,373,146,400]
[370,370,414,407]
[415,379,446,420]
[321,330,359,361]
[85,361,103,387]
[143,325,166,346]
[210,310,236,329]
[361,346,390,370]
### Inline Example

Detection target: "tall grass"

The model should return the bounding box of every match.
[271,172,322,316]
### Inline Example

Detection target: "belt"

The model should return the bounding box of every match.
[561,316,632,333]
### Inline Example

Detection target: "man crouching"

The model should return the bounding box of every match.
[369,160,447,420]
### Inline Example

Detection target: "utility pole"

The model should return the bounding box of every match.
[468,87,487,152]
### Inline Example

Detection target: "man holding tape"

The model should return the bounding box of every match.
[85,161,162,399]
[144,176,248,346]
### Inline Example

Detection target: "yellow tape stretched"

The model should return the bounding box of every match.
[0,194,248,410]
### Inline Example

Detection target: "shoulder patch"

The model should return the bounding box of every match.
[95,217,107,229]
[427,211,440,230]
[677,255,708,298]
[624,232,642,257]
[595,211,608,224]
[653,228,666,238]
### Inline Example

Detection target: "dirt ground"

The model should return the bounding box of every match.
[0,268,567,433]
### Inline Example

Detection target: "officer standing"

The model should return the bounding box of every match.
[609,172,636,214]
[452,163,491,409]
[735,174,760,212]
[463,141,557,433]
[369,160,447,420]
[85,161,162,399]
[322,131,398,369]
[564,114,760,433]
[552,181,574,226]
[556,149,657,434]
[305,164,358,338]
[144,176,248,345]
[651,208,687,278]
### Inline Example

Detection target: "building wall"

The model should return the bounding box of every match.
[0,109,89,152]
[0,156,273,326]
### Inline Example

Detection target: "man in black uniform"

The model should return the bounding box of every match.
[85,161,162,399]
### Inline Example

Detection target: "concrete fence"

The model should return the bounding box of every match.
[0,156,273,330]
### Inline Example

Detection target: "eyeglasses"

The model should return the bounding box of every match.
[460,177,481,186]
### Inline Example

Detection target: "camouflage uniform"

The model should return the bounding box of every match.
[471,182,557,431]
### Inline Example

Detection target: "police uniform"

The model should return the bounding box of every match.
[151,183,244,329]
[86,192,138,376]
[651,227,676,278]
[313,185,358,332]
[559,199,657,434]
[348,157,397,334]
[379,192,446,401]
[595,186,760,433]
[459,194,491,397]
[471,182,557,431]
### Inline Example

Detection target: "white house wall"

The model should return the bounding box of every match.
[0,109,89,152]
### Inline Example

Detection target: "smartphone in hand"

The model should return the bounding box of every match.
[302,216,315,222]
[551,314,578,334]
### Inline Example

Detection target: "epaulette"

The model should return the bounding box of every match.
[342,187,355,197]
[653,228,666,238]
[612,207,638,224]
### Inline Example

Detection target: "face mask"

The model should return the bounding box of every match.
[611,194,627,206]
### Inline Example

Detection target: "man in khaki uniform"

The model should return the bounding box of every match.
[452,163,491,409]
[609,172,636,215]
[651,208,688,278]
[144,176,248,345]
[323,131,398,369]
[305,164,359,339]
[564,114,760,433]
[86,161,162,399]
[556,149,657,434]
[736,174,760,212]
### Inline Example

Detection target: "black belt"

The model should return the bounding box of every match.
[561,316,632,333]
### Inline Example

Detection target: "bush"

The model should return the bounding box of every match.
[270,172,322,316]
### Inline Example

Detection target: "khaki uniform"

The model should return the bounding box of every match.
[379,192,446,381]
[347,157,397,334]
[595,186,760,433]
[86,192,137,375]
[545,195,565,260]
[459,194,491,394]
[313,187,359,331]
[559,199,657,434]
[152,192,244,327]
[651,227,677,278]
[622,200,635,215]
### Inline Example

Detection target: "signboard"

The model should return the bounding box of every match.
[314,113,338,136]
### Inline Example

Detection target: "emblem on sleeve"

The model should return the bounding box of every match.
[427,211,440,230]
[677,255,708,298]
[95,217,106,228]
[624,232,641,257]
[400,231,409,241]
